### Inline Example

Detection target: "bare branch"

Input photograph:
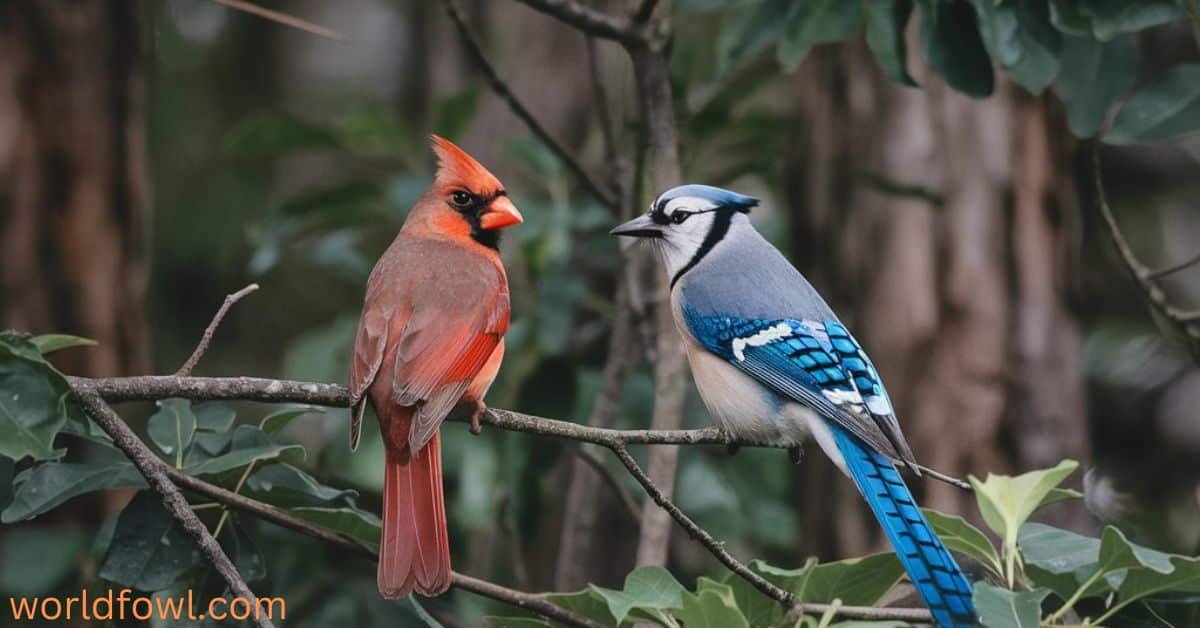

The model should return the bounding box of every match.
[1144,249,1200,281]
[210,0,346,42]
[71,384,275,628]
[573,445,642,523]
[1092,145,1200,358]
[631,0,660,23]
[510,0,650,46]
[438,0,619,210]
[175,283,259,376]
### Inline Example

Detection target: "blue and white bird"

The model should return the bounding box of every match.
[611,184,977,628]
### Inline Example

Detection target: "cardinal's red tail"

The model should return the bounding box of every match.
[378,429,451,598]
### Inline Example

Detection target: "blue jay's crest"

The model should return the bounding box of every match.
[649,184,758,223]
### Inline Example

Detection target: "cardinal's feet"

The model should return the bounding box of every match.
[468,401,486,435]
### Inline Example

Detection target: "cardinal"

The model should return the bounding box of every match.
[349,135,522,598]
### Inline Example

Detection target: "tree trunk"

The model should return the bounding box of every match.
[786,42,1087,560]
[0,0,151,378]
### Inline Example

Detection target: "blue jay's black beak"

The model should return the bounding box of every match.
[610,214,663,238]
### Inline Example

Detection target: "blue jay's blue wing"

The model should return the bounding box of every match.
[683,312,914,466]
[683,310,976,627]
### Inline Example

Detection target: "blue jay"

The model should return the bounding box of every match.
[611,184,976,628]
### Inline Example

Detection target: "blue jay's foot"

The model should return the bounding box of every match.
[468,401,486,435]
[789,446,803,465]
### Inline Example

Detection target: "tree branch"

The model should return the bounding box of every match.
[573,445,642,523]
[1092,145,1200,360]
[438,0,619,210]
[509,0,651,46]
[210,0,346,42]
[71,384,275,628]
[175,283,259,376]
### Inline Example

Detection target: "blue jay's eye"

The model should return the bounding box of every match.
[670,210,690,224]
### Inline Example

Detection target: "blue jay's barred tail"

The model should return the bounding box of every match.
[830,425,977,628]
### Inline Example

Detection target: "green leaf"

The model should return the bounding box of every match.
[432,87,479,140]
[546,588,619,625]
[0,527,87,595]
[865,0,917,86]
[181,425,305,481]
[972,0,1061,94]
[193,403,235,433]
[589,566,686,626]
[0,332,73,461]
[259,406,322,434]
[29,334,97,355]
[724,559,814,626]
[99,492,202,591]
[1055,34,1138,137]
[1084,0,1182,41]
[800,553,905,606]
[973,582,1049,628]
[716,0,793,74]
[1107,64,1200,144]
[147,399,197,462]
[225,111,340,163]
[289,506,381,551]
[924,509,1003,576]
[3,461,146,522]
[1019,522,1100,576]
[917,0,995,98]
[243,463,358,508]
[677,586,750,628]
[1116,555,1200,605]
[777,0,862,70]
[969,460,1078,558]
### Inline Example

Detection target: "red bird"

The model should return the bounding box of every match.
[349,135,522,598]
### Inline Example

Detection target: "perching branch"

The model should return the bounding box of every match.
[175,283,259,376]
[1092,145,1200,360]
[71,384,276,628]
[438,0,619,210]
[209,0,346,42]
[73,373,947,622]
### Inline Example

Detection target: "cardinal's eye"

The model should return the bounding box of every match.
[450,191,473,207]
[670,210,690,224]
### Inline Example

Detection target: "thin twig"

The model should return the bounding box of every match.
[71,384,275,628]
[573,445,642,523]
[210,0,346,42]
[71,375,970,491]
[438,0,619,210]
[1144,250,1200,281]
[509,0,649,46]
[1092,145,1200,358]
[175,284,259,376]
[631,0,659,23]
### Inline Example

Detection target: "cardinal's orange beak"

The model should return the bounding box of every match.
[480,195,523,230]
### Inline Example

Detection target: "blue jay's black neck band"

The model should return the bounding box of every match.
[670,207,735,289]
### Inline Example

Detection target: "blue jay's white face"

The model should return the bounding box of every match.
[610,184,758,287]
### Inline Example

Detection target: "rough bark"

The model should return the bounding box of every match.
[786,43,1088,559]
[0,0,151,377]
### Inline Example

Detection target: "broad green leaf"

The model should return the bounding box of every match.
[800,553,905,606]
[865,0,917,86]
[1084,0,1182,41]
[545,588,619,625]
[677,588,750,628]
[972,0,1061,94]
[99,492,202,591]
[1055,34,1137,137]
[1116,555,1200,605]
[147,398,197,462]
[590,566,686,626]
[0,332,73,461]
[969,460,1078,554]
[723,559,806,626]
[2,461,146,522]
[716,0,792,74]
[194,403,235,433]
[973,582,1049,628]
[244,463,358,508]
[1018,522,1100,575]
[289,506,381,551]
[777,1,862,70]
[225,111,340,163]
[0,527,87,595]
[432,87,479,140]
[1107,64,1200,144]
[1049,0,1093,37]
[924,509,1003,576]
[917,0,995,98]
[30,334,97,354]
[259,406,322,434]
[181,425,304,481]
